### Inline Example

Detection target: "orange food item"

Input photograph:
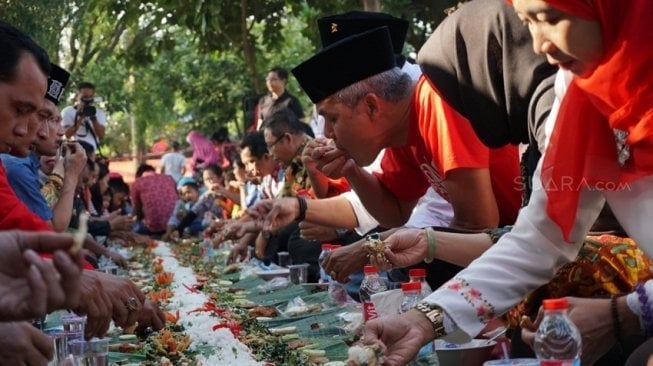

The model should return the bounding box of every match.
[155,272,174,286]
[165,310,180,324]
[149,288,174,302]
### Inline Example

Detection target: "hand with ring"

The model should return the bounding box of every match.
[322,240,369,283]
[75,271,144,338]
[125,296,138,313]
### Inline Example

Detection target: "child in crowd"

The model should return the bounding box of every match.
[168,165,227,239]
[165,179,202,238]
[108,176,132,215]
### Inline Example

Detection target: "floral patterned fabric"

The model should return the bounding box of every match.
[505,234,653,326]
[278,136,312,198]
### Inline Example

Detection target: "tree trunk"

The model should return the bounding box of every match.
[130,112,141,171]
[241,0,261,95]
[362,0,381,11]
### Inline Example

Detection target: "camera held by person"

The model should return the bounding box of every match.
[61,81,107,153]
[77,96,96,118]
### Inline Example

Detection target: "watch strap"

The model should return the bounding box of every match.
[415,302,446,338]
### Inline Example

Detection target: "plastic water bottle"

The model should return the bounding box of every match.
[408,268,432,297]
[399,282,434,359]
[359,265,387,322]
[201,233,214,262]
[318,244,333,283]
[533,298,581,366]
[399,281,423,313]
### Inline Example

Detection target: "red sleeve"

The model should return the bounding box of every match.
[0,163,94,270]
[325,177,350,197]
[0,163,52,231]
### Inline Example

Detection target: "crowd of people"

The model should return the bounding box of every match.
[1,0,653,365]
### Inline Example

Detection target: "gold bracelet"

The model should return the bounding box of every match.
[424,227,436,263]
[415,302,446,338]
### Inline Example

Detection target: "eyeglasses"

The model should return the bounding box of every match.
[266,135,284,150]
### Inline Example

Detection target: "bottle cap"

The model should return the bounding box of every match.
[321,243,333,250]
[364,265,379,274]
[401,281,421,292]
[408,268,426,277]
[331,244,342,249]
[542,298,569,310]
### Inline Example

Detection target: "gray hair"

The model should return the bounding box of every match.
[331,67,412,108]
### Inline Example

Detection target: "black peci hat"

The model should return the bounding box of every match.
[45,63,70,105]
[317,11,408,55]
[292,27,396,104]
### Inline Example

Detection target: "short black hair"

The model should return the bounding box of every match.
[262,108,305,138]
[0,21,51,83]
[268,66,288,81]
[108,177,130,195]
[210,127,230,143]
[77,81,95,91]
[233,157,245,169]
[77,140,95,157]
[202,164,223,178]
[239,131,268,159]
[97,161,110,180]
[135,164,156,178]
[181,181,199,191]
[86,157,97,172]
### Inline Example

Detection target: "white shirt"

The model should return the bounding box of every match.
[425,69,653,342]
[61,105,107,151]
[160,152,186,183]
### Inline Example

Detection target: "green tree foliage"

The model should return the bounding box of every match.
[0,0,67,58]
[1,0,461,158]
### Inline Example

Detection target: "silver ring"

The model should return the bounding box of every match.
[125,296,138,312]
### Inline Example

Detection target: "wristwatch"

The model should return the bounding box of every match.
[415,302,446,338]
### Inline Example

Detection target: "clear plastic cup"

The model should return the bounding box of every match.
[62,314,87,342]
[483,359,540,366]
[68,337,109,366]
[99,265,119,275]
[277,251,291,267]
[46,330,69,366]
[288,263,309,284]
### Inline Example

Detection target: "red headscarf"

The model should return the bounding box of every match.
[535,0,653,240]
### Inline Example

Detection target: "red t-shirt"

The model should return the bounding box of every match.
[131,174,178,233]
[375,76,522,226]
[0,162,94,269]
[0,162,52,231]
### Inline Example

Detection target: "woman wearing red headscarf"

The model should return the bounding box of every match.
[361,1,653,365]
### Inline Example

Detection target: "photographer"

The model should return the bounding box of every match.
[61,81,106,152]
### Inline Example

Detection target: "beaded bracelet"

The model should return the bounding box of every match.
[483,226,513,244]
[611,296,624,344]
[635,283,653,336]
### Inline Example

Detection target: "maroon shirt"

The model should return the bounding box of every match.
[131,174,177,232]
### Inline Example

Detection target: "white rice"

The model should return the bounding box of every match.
[153,242,262,365]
